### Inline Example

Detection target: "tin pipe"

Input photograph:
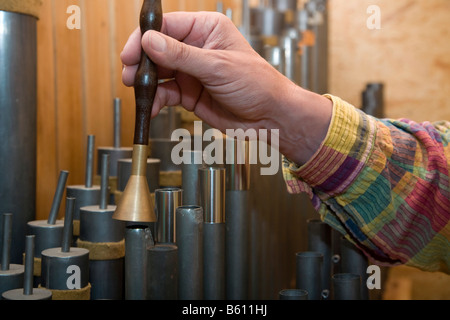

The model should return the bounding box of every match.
[225,190,249,300]
[2,235,52,301]
[1,213,12,271]
[155,188,182,244]
[199,167,226,300]
[242,0,251,39]
[23,235,35,295]
[47,170,69,225]
[251,7,285,37]
[99,154,110,210]
[97,98,133,178]
[203,222,226,300]
[176,205,203,300]
[264,45,284,73]
[61,198,75,253]
[150,138,182,172]
[332,273,361,300]
[340,237,369,300]
[296,251,323,300]
[199,167,226,224]
[279,289,308,300]
[79,154,126,300]
[362,83,384,118]
[114,98,121,149]
[125,225,154,300]
[331,228,342,274]
[41,197,90,292]
[181,150,204,206]
[307,219,332,295]
[66,136,101,222]
[85,135,95,188]
[0,10,37,264]
[40,247,90,291]
[147,244,178,300]
[0,214,24,295]
[149,107,182,139]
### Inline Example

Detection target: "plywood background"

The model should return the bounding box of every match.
[35,0,450,222]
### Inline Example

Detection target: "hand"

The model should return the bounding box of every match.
[121,11,332,165]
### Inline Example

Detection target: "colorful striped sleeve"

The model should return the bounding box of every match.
[282,94,450,274]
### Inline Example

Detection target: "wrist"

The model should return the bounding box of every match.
[273,83,333,165]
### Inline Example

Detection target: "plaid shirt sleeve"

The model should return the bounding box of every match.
[282,94,450,274]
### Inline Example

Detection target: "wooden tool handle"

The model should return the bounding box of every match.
[134,0,163,145]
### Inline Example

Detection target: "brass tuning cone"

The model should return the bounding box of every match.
[113,144,156,222]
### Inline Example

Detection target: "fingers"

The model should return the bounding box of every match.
[141,30,213,82]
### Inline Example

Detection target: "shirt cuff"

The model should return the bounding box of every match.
[282,94,377,199]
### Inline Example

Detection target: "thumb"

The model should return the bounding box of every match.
[142,30,211,80]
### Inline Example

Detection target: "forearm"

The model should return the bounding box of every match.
[282,95,450,273]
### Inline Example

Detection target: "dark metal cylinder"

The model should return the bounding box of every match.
[251,7,285,37]
[225,190,250,300]
[340,237,369,300]
[79,206,125,243]
[199,167,226,224]
[147,244,178,300]
[117,158,160,192]
[61,198,75,253]
[332,273,361,300]
[26,220,64,258]
[362,83,384,118]
[203,222,226,300]
[279,289,308,300]
[23,235,35,295]
[296,251,323,300]
[88,259,124,300]
[125,225,153,300]
[114,98,122,149]
[176,205,203,300]
[0,264,24,296]
[199,166,226,300]
[149,107,181,139]
[273,0,297,12]
[307,219,332,294]
[181,150,204,206]
[150,138,182,172]
[2,236,52,302]
[66,186,101,221]
[0,10,37,264]
[97,147,133,178]
[67,135,101,221]
[155,188,182,244]
[0,213,24,295]
[1,213,13,271]
[79,205,125,300]
[47,170,69,225]
[40,247,90,290]
[2,287,52,300]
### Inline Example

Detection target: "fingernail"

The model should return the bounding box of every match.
[149,32,166,52]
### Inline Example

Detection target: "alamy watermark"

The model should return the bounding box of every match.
[367,5,382,30]
[66,5,81,30]
[171,121,280,176]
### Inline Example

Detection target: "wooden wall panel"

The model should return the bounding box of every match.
[328,0,450,122]
[113,0,141,148]
[82,0,114,175]
[53,0,84,217]
[36,0,57,220]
